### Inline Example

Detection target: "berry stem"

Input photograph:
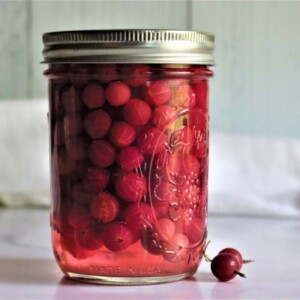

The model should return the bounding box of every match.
[243,259,254,264]
[234,270,246,278]
[202,240,212,262]
[203,253,212,262]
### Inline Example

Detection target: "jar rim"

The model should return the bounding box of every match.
[42,29,215,65]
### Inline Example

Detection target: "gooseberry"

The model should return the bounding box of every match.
[211,253,246,282]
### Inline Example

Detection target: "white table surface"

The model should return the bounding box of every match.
[0,208,299,300]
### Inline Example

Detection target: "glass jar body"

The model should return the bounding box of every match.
[46,63,212,285]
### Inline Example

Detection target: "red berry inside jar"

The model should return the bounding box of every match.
[89,192,119,223]
[115,172,147,202]
[88,140,116,168]
[122,202,155,240]
[84,109,111,139]
[102,222,135,252]
[105,81,131,107]
[137,128,167,155]
[82,82,105,109]
[109,121,136,148]
[117,146,144,171]
[123,98,152,126]
[143,80,171,106]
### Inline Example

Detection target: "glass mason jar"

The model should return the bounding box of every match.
[42,30,214,285]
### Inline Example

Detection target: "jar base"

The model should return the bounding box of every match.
[66,271,194,285]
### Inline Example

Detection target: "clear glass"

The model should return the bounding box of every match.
[45,63,213,285]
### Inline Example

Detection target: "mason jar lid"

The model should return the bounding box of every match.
[42,29,215,65]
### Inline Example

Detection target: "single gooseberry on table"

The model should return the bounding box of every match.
[218,247,253,271]
[203,243,253,282]
[211,253,245,282]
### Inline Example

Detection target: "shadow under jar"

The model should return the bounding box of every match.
[42,29,215,285]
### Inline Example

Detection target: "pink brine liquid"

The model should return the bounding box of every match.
[46,64,212,283]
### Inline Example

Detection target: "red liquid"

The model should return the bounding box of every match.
[46,64,212,282]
